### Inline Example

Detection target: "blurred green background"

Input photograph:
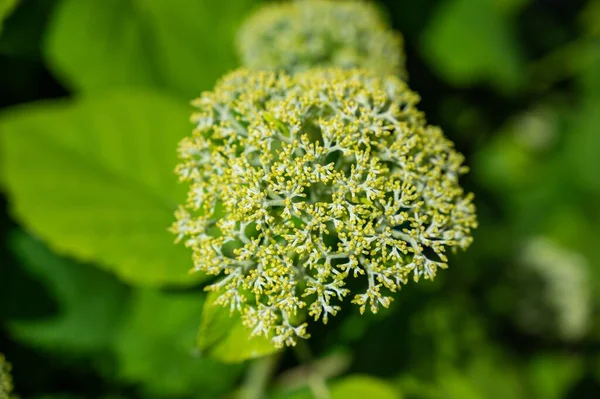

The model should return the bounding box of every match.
[0,0,599,398]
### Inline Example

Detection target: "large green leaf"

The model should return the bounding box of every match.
[113,289,240,397]
[422,0,524,92]
[45,0,259,98]
[197,291,278,364]
[6,232,128,353]
[0,90,197,286]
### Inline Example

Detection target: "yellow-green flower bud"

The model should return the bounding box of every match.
[237,0,406,78]
[172,68,476,347]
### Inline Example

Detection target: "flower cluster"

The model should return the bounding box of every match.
[173,68,477,347]
[515,238,591,341]
[0,354,13,399]
[237,0,406,78]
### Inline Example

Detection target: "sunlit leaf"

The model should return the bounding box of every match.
[0,90,198,286]
[45,0,259,98]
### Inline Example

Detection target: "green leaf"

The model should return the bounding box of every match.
[568,59,600,195]
[0,0,54,58]
[282,375,401,399]
[197,291,278,364]
[45,0,259,98]
[491,0,530,15]
[422,0,524,92]
[527,355,583,399]
[473,107,557,192]
[113,289,240,397]
[0,0,18,34]
[6,231,128,353]
[462,356,524,399]
[0,90,198,286]
[329,376,401,399]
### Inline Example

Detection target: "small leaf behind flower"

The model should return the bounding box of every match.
[197,291,278,364]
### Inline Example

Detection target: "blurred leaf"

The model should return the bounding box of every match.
[491,0,529,15]
[398,352,527,399]
[282,375,400,399]
[197,291,278,364]
[580,0,600,38]
[568,48,600,195]
[473,107,558,192]
[0,0,18,34]
[422,0,524,92]
[0,90,199,286]
[113,288,240,397]
[409,299,488,366]
[0,0,58,58]
[45,0,259,98]
[463,355,525,399]
[396,375,439,399]
[33,396,82,399]
[329,376,400,399]
[7,231,128,353]
[566,98,600,195]
[437,369,482,399]
[527,354,583,399]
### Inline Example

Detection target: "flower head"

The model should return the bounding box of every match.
[173,68,476,347]
[0,354,14,399]
[237,0,406,78]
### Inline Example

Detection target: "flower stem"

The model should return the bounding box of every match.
[293,341,330,399]
[240,354,280,399]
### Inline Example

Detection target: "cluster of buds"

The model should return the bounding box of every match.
[237,0,406,78]
[173,68,477,347]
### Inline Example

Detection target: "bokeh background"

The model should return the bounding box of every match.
[1,0,599,398]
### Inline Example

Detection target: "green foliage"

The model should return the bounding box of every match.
[113,289,240,397]
[397,353,575,399]
[422,0,524,91]
[567,46,600,196]
[329,376,400,399]
[0,0,17,35]
[6,232,128,353]
[0,91,199,286]
[45,0,258,98]
[0,0,54,58]
[282,375,400,399]
[197,291,278,364]
[527,355,584,399]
